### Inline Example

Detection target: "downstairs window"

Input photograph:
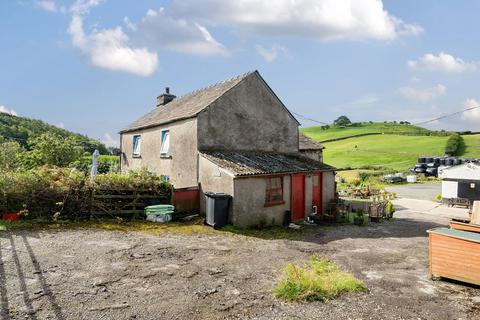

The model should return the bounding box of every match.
[265,176,284,206]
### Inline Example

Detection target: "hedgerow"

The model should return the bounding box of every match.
[0,167,172,220]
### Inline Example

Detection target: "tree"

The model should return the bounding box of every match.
[445,133,465,156]
[333,115,351,127]
[0,138,25,171]
[25,133,83,168]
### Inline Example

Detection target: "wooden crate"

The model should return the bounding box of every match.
[428,227,480,286]
[449,220,480,233]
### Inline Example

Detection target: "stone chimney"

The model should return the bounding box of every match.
[156,87,176,106]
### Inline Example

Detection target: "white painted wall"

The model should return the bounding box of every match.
[442,180,458,199]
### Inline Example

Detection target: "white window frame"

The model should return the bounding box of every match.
[132,135,141,157]
[160,130,170,157]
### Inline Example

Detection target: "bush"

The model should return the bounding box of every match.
[273,256,366,301]
[0,167,171,220]
[445,133,465,156]
[386,201,395,216]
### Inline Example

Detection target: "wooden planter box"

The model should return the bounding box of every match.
[428,227,480,286]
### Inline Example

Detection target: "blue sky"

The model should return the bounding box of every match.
[1,0,480,146]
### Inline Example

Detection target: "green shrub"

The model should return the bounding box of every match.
[445,133,465,156]
[350,178,361,186]
[273,256,366,301]
[386,202,395,216]
[0,167,172,220]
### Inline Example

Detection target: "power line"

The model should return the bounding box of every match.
[291,111,329,125]
[413,105,480,126]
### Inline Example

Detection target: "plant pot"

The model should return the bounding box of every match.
[2,212,20,222]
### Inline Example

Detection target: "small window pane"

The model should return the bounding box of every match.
[313,175,319,187]
[160,130,170,155]
[133,135,141,156]
[265,177,283,205]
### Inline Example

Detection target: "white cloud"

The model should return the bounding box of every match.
[0,105,18,116]
[255,45,287,62]
[36,0,57,12]
[102,133,118,147]
[398,84,446,102]
[171,0,422,41]
[461,99,480,123]
[123,17,137,31]
[67,1,158,76]
[408,52,476,73]
[136,7,227,56]
[55,122,65,129]
[69,0,104,15]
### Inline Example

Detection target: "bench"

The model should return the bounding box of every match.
[448,198,471,208]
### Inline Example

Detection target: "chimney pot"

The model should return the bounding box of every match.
[156,87,176,107]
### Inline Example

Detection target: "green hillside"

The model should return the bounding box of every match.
[301,122,436,142]
[301,122,480,171]
[0,112,107,153]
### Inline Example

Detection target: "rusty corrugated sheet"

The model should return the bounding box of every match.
[428,227,480,286]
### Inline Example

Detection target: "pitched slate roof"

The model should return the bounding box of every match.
[121,70,301,133]
[201,151,335,177]
[299,133,324,150]
[121,71,254,133]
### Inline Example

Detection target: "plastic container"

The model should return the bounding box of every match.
[205,192,231,229]
[144,204,174,223]
[407,175,417,183]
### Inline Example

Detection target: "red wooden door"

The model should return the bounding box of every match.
[312,172,323,215]
[291,174,305,221]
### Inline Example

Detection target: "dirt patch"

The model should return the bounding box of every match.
[0,208,479,319]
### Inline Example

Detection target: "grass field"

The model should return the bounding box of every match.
[301,122,432,142]
[302,123,480,171]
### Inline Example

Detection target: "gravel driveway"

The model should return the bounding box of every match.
[0,206,479,320]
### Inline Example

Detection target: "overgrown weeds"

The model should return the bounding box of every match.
[273,256,366,302]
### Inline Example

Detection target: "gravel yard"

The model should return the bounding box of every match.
[0,205,479,320]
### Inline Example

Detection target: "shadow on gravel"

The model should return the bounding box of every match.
[0,232,65,320]
[0,237,9,320]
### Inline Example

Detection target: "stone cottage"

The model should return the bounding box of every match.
[120,71,336,227]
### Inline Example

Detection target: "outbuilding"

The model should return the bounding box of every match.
[439,163,480,204]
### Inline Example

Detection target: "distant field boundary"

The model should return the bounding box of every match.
[319,133,382,143]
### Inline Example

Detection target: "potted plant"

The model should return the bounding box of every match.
[353,209,365,226]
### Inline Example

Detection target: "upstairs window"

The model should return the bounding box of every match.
[265,177,284,206]
[160,130,170,156]
[132,135,141,156]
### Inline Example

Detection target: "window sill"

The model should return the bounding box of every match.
[160,155,172,159]
[264,201,285,208]
[132,155,141,158]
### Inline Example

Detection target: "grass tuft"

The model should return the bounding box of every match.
[273,256,366,302]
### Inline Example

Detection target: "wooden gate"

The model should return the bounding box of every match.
[291,174,305,221]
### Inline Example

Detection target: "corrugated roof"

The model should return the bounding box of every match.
[121,71,255,133]
[201,151,335,177]
[299,133,324,150]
